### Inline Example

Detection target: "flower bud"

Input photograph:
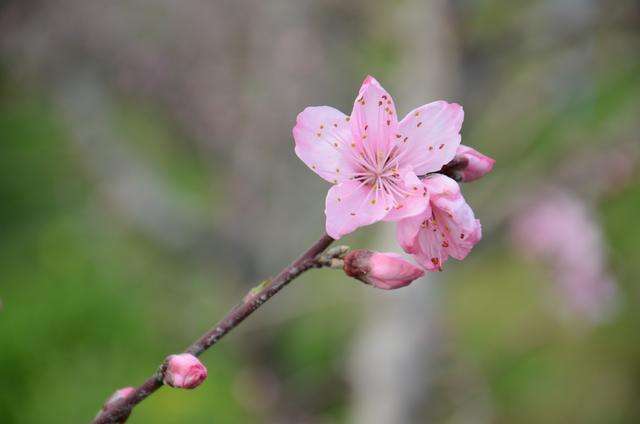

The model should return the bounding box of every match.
[97,387,135,423]
[163,353,208,389]
[104,387,135,406]
[453,145,495,182]
[343,250,425,290]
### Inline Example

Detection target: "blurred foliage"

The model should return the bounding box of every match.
[0,77,251,423]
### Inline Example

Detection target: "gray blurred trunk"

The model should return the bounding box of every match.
[348,1,459,423]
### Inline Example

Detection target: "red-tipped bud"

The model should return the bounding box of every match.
[163,354,208,389]
[343,250,425,290]
[454,145,495,182]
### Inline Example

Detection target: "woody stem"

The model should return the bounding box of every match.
[92,233,337,424]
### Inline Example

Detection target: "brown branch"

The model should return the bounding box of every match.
[93,233,336,424]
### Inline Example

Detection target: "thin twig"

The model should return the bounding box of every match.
[93,233,336,424]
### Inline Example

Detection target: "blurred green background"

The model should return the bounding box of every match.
[1,1,639,423]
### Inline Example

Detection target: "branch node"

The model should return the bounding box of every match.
[243,279,271,303]
[316,245,350,267]
[155,361,168,383]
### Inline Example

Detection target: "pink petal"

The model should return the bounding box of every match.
[396,212,427,254]
[350,75,399,160]
[325,179,391,239]
[396,101,464,175]
[383,169,429,221]
[293,106,356,184]
[413,221,449,271]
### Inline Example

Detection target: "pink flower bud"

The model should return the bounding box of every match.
[454,145,495,182]
[103,387,135,409]
[343,250,425,290]
[98,387,135,422]
[163,353,208,389]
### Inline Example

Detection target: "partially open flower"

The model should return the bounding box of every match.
[449,145,495,182]
[343,249,425,290]
[163,353,208,389]
[396,174,482,271]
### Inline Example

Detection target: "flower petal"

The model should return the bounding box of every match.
[413,221,448,271]
[396,101,464,175]
[293,106,355,184]
[427,174,482,260]
[396,212,427,254]
[325,179,391,239]
[350,76,399,160]
[383,169,429,221]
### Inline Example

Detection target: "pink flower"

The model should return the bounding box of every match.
[511,189,617,322]
[163,353,208,389]
[396,174,482,271]
[343,249,425,290]
[293,75,464,239]
[452,145,495,182]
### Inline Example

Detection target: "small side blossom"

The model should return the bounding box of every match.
[293,75,464,239]
[163,353,208,389]
[343,249,425,290]
[396,174,482,271]
[452,145,495,182]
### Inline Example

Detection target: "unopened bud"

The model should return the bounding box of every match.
[98,387,135,423]
[454,145,495,182]
[104,387,135,406]
[163,353,208,389]
[343,250,425,290]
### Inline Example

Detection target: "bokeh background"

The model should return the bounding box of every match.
[1,1,639,423]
